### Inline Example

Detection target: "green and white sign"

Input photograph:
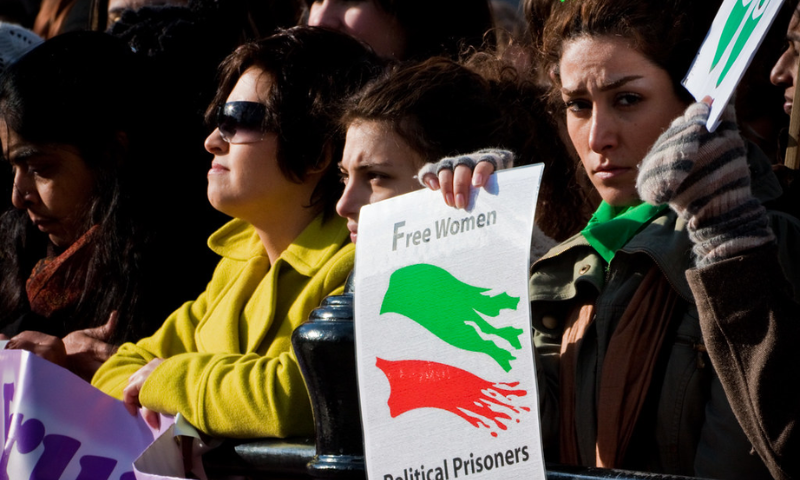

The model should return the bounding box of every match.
[683,0,784,131]
[354,166,546,480]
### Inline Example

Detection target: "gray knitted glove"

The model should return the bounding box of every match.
[636,102,775,267]
[417,148,515,187]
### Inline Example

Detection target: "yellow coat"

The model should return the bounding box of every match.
[92,215,354,438]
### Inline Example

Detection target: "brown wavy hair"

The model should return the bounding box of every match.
[342,55,590,241]
[541,0,722,109]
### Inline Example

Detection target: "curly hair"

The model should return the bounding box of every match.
[541,0,722,108]
[342,55,591,240]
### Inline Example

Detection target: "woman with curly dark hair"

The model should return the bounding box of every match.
[429,0,800,477]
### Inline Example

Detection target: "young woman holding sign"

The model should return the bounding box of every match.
[337,56,589,257]
[426,0,800,477]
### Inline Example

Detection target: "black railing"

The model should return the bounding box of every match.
[204,439,704,480]
[203,289,706,480]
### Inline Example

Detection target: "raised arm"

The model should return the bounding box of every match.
[637,100,800,479]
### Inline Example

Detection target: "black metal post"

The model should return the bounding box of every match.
[292,279,366,480]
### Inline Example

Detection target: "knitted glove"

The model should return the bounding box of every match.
[636,101,775,267]
[417,148,515,187]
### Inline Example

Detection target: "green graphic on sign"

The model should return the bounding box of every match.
[380,263,522,371]
[711,0,770,87]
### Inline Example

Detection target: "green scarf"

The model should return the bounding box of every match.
[581,201,667,263]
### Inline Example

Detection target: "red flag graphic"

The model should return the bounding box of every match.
[376,358,529,437]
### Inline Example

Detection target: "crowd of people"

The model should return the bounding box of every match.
[0,0,799,478]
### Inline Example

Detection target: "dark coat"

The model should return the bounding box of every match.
[528,144,800,478]
[688,232,800,480]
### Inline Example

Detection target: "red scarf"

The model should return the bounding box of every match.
[26,225,99,318]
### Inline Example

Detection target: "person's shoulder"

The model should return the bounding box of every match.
[534,231,590,264]
[529,233,602,301]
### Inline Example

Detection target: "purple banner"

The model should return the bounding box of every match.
[0,350,164,480]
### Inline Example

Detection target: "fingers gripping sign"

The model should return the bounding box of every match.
[123,357,165,430]
[418,149,515,209]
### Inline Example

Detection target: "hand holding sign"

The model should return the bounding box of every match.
[683,0,785,131]
[636,98,775,267]
[418,149,514,209]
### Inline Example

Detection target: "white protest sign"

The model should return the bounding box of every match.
[354,165,546,480]
[683,0,785,131]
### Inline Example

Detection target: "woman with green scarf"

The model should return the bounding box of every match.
[422,0,800,477]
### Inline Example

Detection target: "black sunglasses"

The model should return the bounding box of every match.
[215,101,272,144]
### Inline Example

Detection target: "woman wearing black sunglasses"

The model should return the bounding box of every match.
[92,27,383,438]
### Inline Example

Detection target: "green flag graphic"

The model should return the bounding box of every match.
[381,264,522,371]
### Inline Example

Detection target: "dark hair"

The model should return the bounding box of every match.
[492,0,529,50]
[542,0,722,106]
[304,0,496,60]
[522,0,559,76]
[523,0,555,49]
[206,26,384,218]
[95,0,302,36]
[107,0,302,117]
[108,4,225,120]
[382,0,496,59]
[0,31,167,344]
[342,58,506,162]
[342,56,590,240]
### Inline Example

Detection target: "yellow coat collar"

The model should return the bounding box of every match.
[207,215,350,277]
